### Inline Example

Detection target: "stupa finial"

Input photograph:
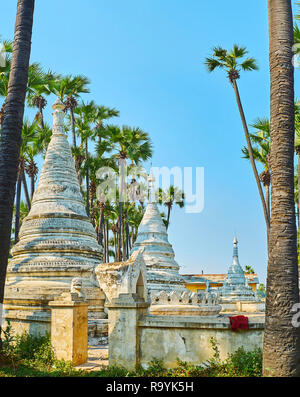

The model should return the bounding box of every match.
[233,234,238,258]
[148,169,155,203]
[52,97,66,136]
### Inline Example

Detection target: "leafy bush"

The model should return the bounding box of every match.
[0,328,262,377]
[14,333,54,364]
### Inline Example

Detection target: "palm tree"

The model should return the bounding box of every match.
[0,0,35,347]
[205,46,270,236]
[25,143,39,200]
[107,125,153,261]
[157,186,185,230]
[27,67,59,129]
[14,120,37,242]
[55,75,90,148]
[244,265,255,274]
[0,39,13,125]
[74,101,97,216]
[33,122,52,158]
[263,0,300,376]
[294,104,300,231]
[242,118,271,220]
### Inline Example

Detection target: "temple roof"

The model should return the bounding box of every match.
[182,274,259,285]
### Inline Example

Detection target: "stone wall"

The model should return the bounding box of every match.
[139,315,264,368]
[107,292,265,370]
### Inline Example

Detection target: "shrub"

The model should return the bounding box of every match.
[0,328,262,377]
[14,332,54,365]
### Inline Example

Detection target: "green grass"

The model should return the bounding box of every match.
[0,324,262,377]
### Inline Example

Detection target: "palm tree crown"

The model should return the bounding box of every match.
[205,45,258,82]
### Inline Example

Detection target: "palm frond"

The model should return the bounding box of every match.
[204,57,224,72]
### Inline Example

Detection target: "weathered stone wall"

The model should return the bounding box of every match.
[139,316,264,368]
[107,292,265,370]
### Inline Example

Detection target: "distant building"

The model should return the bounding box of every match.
[183,273,259,294]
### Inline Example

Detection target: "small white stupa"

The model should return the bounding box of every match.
[216,236,264,312]
[130,171,186,293]
[130,171,221,316]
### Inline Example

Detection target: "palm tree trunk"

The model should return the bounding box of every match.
[298,156,300,235]
[122,216,126,261]
[118,158,126,261]
[14,174,22,244]
[98,203,105,246]
[166,203,172,231]
[113,231,117,261]
[126,221,130,257]
[30,173,35,201]
[70,108,77,148]
[39,105,44,130]
[232,79,270,236]
[0,0,35,330]
[263,0,300,377]
[265,184,270,225]
[106,219,109,262]
[103,221,107,263]
[85,138,89,217]
[21,171,31,210]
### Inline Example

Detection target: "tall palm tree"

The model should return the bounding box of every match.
[25,141,39,200]
[294,104,300,231]
[0,39,13,125]
[74,101,97,216]
[27,67,59,129]
[263,0,300,377]
[205,46,270,236]
[242,118,271,219]
[157,186,185,230]
[107,125,153,261]
[55,75,90,148]
[33,122,52,158]
[0,0,35,346]
[14,120,37,242]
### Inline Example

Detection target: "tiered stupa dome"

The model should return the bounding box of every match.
[216,236,263,312]
[4,99,105,335]
[130,172,186,293]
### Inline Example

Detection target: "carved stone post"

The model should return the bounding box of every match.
[49,293,88,366]
[106,293,149,370]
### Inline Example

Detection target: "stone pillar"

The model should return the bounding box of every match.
[106,293,149,370]
[49,293,88,366]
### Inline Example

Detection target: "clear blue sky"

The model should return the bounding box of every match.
[2,1,300,283]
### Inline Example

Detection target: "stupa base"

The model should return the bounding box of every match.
[3,274,106,337]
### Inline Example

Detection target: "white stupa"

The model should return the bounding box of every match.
[130,171,186,293]
[4,99,105,335]
[216,236,264,312]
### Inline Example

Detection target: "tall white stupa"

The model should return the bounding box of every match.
[4,99,105,335]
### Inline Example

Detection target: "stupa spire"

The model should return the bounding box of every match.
[148,169,156,203]
[52,97,65,136]
[233,235,239,262]
[225,235,246,286]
